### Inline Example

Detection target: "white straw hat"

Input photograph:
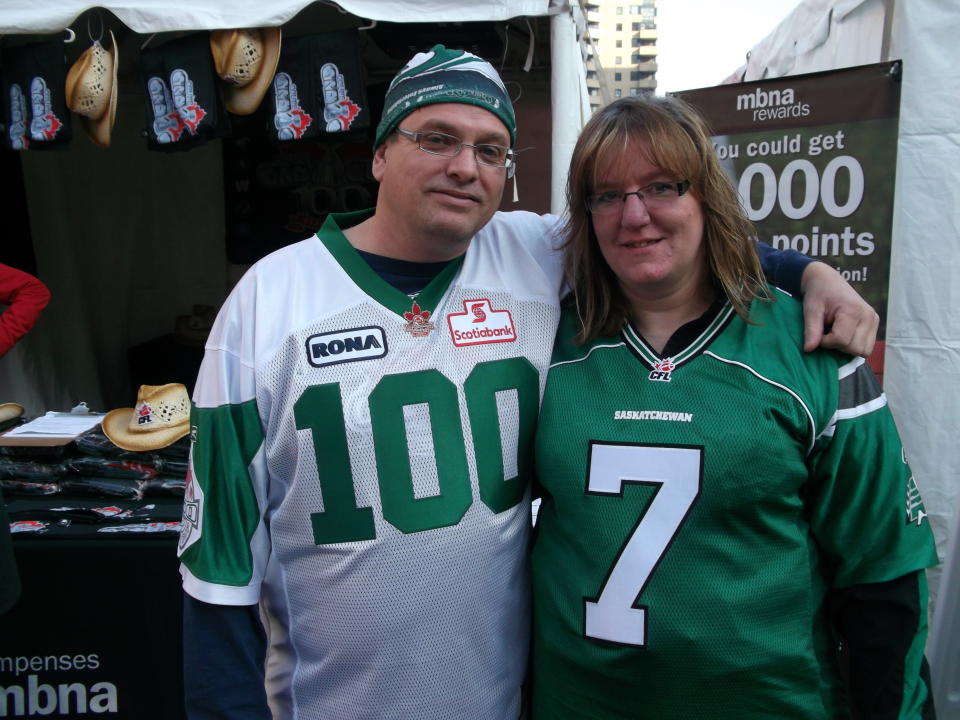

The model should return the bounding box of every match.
[210,27,282,115]
[65,30,119,148]
[102,383,190,451]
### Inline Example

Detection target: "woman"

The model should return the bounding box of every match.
[530,95,938,718]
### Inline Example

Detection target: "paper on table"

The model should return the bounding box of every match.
[4,411,104,438]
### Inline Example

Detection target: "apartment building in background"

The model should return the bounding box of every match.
[582,0,658,111]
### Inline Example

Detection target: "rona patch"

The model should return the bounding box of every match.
[306,326,388,368]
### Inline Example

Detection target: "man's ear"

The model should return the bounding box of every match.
[372,142,389,183]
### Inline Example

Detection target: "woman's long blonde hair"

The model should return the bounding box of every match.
[562,94,770,343]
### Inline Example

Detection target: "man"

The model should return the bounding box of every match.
[178,45,878,719]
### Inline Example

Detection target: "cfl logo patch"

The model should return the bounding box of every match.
[648,358,676,382]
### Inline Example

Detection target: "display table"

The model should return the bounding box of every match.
[1,496,186,719]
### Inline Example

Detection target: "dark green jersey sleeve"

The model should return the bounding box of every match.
[806,358,938,719]
[805,358,938,588]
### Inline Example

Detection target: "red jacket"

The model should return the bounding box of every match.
[0,263,51,356]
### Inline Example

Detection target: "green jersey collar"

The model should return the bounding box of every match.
[622,299,735,369]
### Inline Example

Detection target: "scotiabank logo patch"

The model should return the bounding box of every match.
[447,299,517,347]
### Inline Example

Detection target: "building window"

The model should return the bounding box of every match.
[614,88,622,98]
[615,56,622,64]
[641,7,656,17]
[614,72,622,81]
[632,22,640,30]
[616,22,623,31]
[630,88,640,96]
[616,39,622,47]
[616,6,623,14]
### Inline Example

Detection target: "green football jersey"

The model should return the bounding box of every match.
[531,290,937,719]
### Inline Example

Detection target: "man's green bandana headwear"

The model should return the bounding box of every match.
[374,44,516,149]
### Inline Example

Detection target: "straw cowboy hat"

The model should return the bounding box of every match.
[102,383,190,452]
[209,27,281,115]
[0,403,24,430]
[65,29,119,148]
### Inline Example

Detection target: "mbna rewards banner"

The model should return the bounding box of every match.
[676,61,902,377]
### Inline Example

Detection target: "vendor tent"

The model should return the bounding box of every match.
[0,0,590,414]
[724,0,959,714]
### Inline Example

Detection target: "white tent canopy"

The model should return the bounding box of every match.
[2,0,553,34]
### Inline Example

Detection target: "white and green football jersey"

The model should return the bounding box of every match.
[178,209,564,719]
[531,290,938,719]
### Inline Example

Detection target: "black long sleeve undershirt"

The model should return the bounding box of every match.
[831,571,936,719]
[182,593,271,720]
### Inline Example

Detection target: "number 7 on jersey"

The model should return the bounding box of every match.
[584,442,703,647]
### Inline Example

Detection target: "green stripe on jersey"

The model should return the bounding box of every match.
[180,400,264,586]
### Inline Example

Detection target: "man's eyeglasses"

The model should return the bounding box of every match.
[586,180,691,214]
[396,128,516,177]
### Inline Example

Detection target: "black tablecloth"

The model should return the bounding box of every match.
[1,496,186,719]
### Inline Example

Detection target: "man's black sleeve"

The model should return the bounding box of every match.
[182,592,271,720]
[757,241,813,296]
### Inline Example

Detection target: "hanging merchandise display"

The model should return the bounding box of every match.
[266,29,369,142]
[1,39,72,150]
[140,33,231,151]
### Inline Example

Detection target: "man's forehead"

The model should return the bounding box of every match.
[403,103,511,143]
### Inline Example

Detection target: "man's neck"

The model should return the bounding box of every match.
[342,212,470,263]
[354,247,453,297]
